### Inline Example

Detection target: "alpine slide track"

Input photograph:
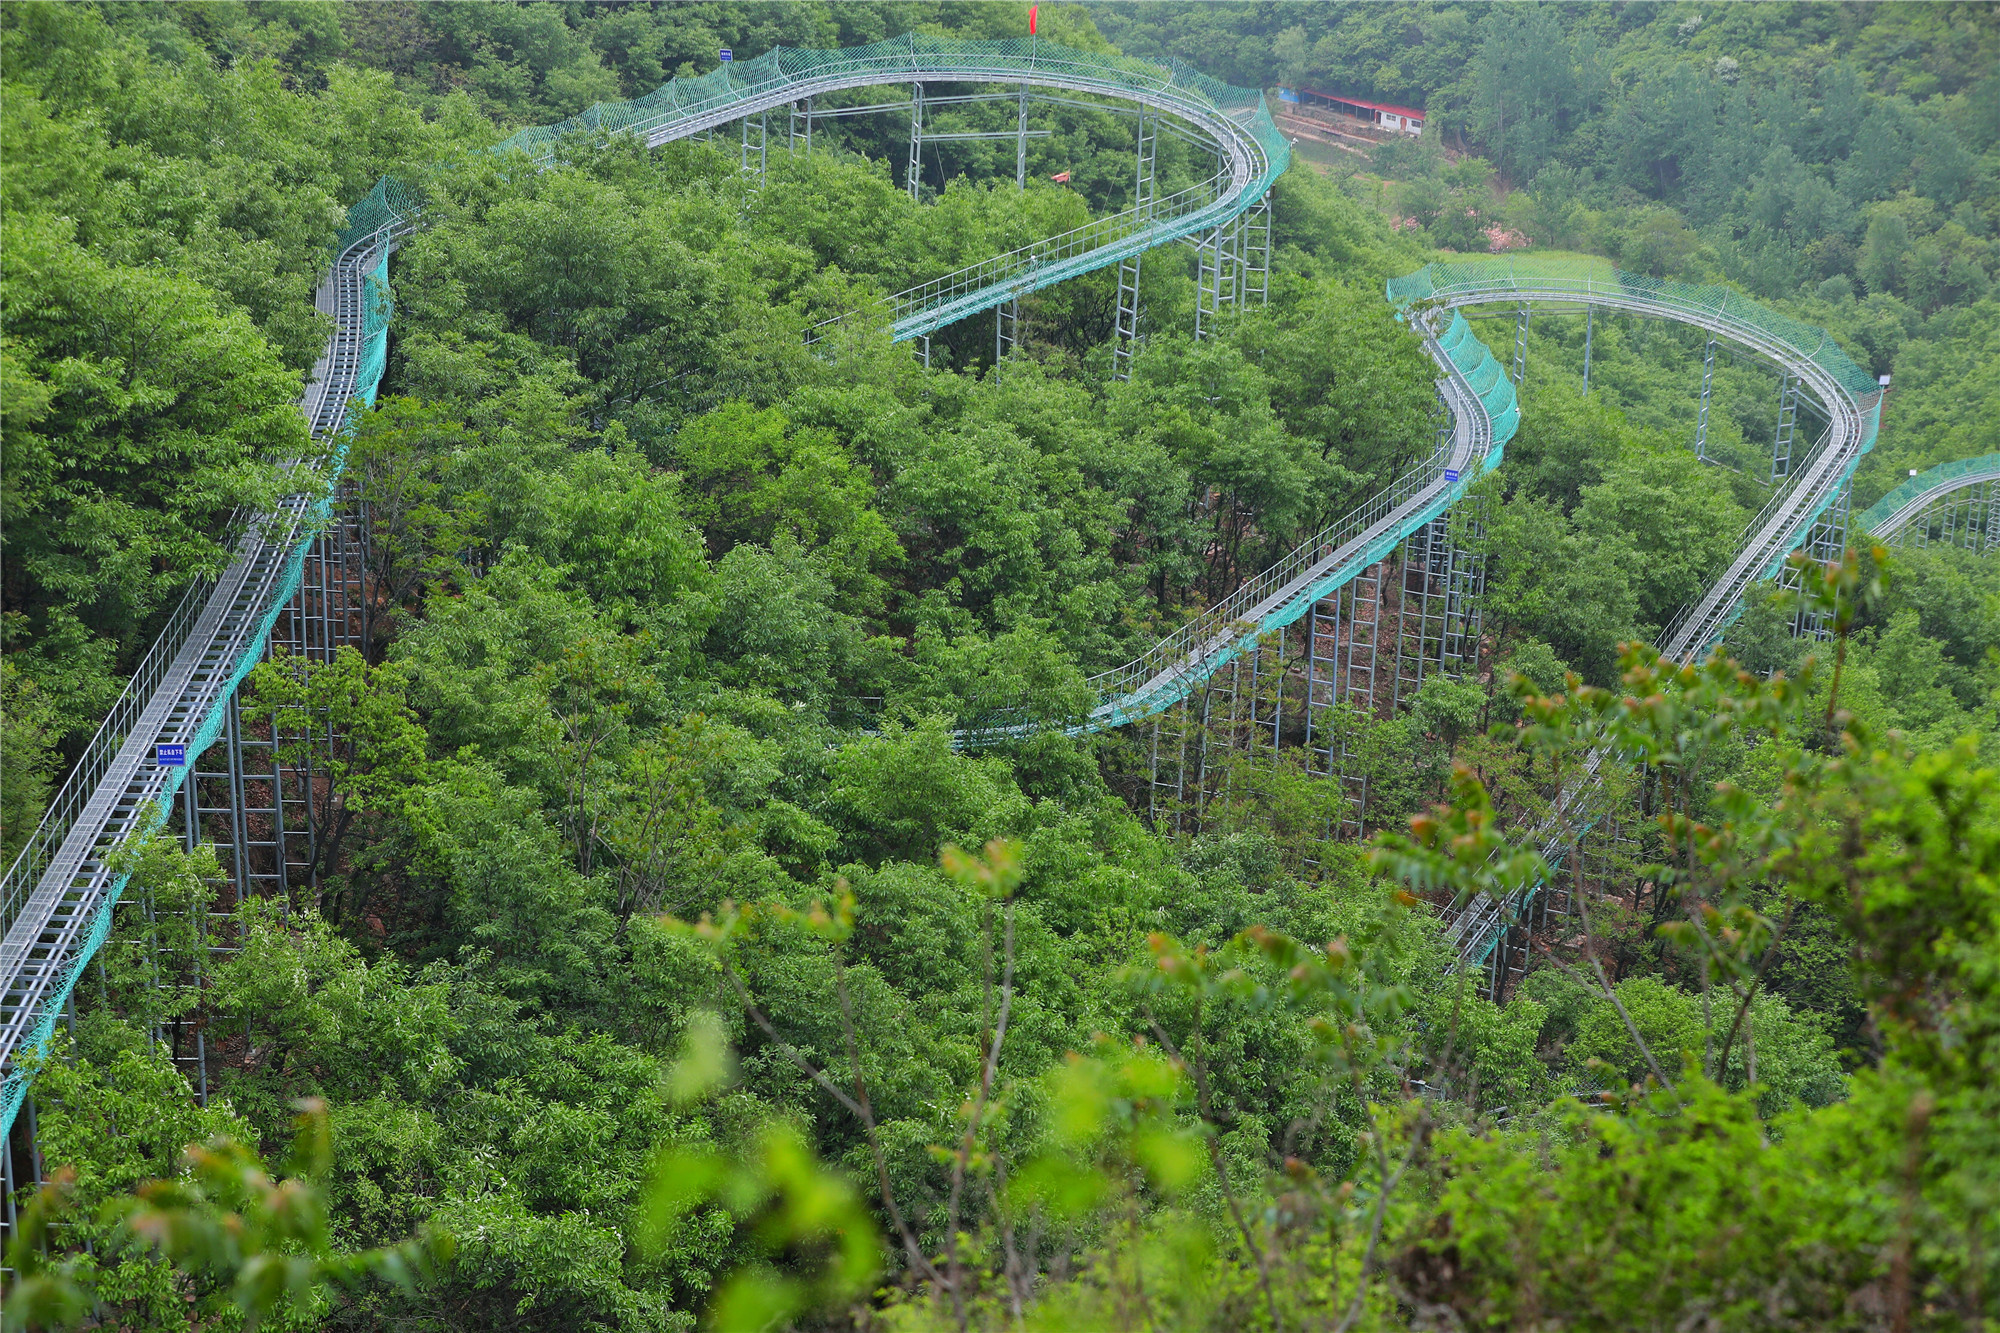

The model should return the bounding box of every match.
[1,36,1963,1184]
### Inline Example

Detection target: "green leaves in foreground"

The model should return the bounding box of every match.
[4,1099,451,1332]
[636,1012,882,1332]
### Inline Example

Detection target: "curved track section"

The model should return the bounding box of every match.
[350,35,1289,342]
[0,35,1294,1134]
[1386,256,1885,977]
[961,306,1516,744]
[1857,452,2000,545]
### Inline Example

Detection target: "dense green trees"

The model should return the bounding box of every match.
[4,3,1998,1330]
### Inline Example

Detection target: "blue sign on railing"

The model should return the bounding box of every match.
[1444,468,1460,482]
[718,48,732,63]
[156,744,186,767]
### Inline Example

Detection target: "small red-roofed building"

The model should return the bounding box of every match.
[1280,88,1426,137]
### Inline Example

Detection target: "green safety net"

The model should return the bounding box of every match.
[1432,310,1519,447]
[486,33,1276,161]
[1388,255,1879,403]
[0,224,396,1140]
[1856,451,2000,532]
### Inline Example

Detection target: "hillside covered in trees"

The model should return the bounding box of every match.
[2,3,1996,1331]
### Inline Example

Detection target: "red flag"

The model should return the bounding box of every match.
[1028,5,1038,35]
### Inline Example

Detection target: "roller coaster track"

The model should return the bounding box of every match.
[1385,258,1886,977]
[1857,452,2000,546]
[0,34,1298,1138]
[0,41,1892,1135]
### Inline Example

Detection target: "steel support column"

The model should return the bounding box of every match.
[1694,336,1717,461]
[790,97,813,155]
[741,112,767,181]
[907,83,924,201]
[1771,372,1801,483]
[1194,215,1240,342]
[1511,303,1530,389]
[1241,192,1270,308]
[1582,306,1593,395]
[1789,477,1850,641]
[995,293,1020,363]
[1112,107,1156,382]
[1016,83,1029,189]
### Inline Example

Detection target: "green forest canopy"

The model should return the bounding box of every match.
[1,3,1997,1330]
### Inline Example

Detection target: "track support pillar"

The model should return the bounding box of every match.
[1771,372,1801,483]
[1511,303,1530,389]
[907,83,924,201]
[1016,84,1029,188]
[1582,306,1593,395]
[1694,336,1717,461]
[1112,108,1156,381]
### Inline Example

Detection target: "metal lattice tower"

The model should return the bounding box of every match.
[789,97,813,154]
[1193,213,1240,341]
[1241,192,1270,309]
[995,292,1021,362]
[1771,371,1801,483]
[742,111,767,179]
[1694,335,1717,461]
[1112,107,1156,382]
[1581,306,1594,395]
[1015,83,1029,188]
[1511,303,1531,388]
[1784,476,1850,640]
[907,83,925,200]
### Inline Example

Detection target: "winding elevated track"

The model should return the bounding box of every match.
[1387,257,1886,979]
[1858,452,2000,548]
[0,40,1919,1135]
[0,34,1297,1137]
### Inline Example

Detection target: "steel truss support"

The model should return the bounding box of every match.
[1241,192,1270,309]
[1112,108,1157,382]
[1016,83,1029,189]
[742,111,767,181]
[1292,495,1485,842]
[1582,306,1593,395]
[136,495,370,1126]
[1771,371,1801,483]
[1892,478,2000,554]
[1511,303,1530,389]
[907,83,924,200]
[790,97,813,155]
[1194,214,1242,341]
[1786,477,1849,641]
[1694,336,1717,461]
[994,293,1020,363]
